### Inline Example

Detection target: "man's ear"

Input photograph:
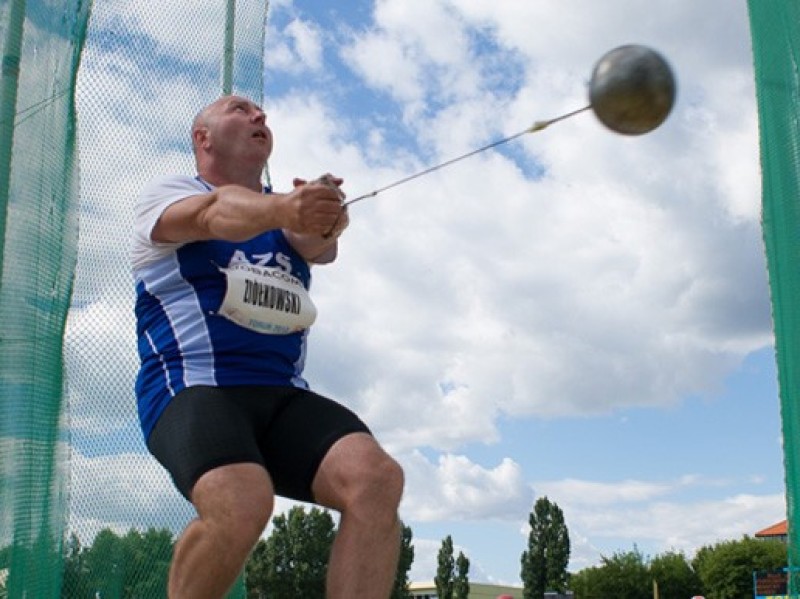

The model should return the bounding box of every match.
[193,126,210,150]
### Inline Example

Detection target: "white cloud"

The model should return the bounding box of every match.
[68,449,193,543]
[535,478,786,569]
[408,537,443,583]
[342,32,424,107]
[400,451,532,521]
[285,19,324,71]
[65,299,138,435]
[540,478,675,506]
[85,0,231,67]
[403,478,785,579]
[341,0,478,120]
[265,16,328,75]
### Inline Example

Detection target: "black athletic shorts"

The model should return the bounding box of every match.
[146,385,371,503]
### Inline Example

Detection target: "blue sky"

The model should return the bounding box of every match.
[66,0,785,588]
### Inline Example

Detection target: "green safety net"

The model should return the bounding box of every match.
[0,0,89,596]
[0,0,269,596]
[748,0,800,593]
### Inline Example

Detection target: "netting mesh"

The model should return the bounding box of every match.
[748,0,800,592]
[0,0,268,596]
[0,0,88,596]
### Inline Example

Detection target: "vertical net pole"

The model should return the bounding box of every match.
[0,0,26,275]
[223,8,241,596]
[748,0,800,592]
[223,0,236,95]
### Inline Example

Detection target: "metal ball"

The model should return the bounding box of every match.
[589,44,676,136]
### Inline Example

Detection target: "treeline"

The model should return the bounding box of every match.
[0,528,175,598]
[61,528,173,598]
[570,537,787,598]
[0,497,789,598]
[244,506,416,598]
[49,507,416,599]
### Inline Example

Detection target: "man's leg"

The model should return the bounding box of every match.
[312,432,405,599]
[169,463,274,599]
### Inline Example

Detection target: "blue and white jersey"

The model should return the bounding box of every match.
[132,175,312,439]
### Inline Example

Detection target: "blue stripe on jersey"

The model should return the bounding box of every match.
[135,280,185,435]
[138,253,217,385]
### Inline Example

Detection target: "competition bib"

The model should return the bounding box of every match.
[217,262,317,335]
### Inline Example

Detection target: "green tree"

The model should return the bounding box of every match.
[61,534,91,598]
[569,564,605,599]
[587,547,650,599]
[521,496,571,598]
[246,540,270,599]
[649,550,700,599]
[61,527,174,599]
[121,528,173,597]
[435,535,455,599]
[692,536,786,599]
[454,551,470,599]
[245,506,336,598]
[83,528,125,598]
[391,522,415,599]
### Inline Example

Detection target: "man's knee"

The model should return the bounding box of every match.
[192,463,275,542]
[367,451,405,506]
[348,452,403,534]
[314,434,404,515]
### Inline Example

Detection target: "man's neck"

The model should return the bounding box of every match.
[197,163,264,192]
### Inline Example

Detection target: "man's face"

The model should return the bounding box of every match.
[198,96,273,164]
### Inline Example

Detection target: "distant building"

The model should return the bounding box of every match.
[409,581,524,599]
[755,520,788,543]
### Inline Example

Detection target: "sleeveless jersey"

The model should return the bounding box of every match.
[132,175,312,439]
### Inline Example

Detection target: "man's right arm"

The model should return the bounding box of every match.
[151,182,344,244]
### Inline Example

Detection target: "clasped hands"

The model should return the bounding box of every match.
[289,173,349,239]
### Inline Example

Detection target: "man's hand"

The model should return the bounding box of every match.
[300,175,350,238]
[282,174,346,236]
[294,174,345,199]
[282,174,349,263]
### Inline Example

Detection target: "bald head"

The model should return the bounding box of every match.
[190,96,272,184]
[191,96,266,154]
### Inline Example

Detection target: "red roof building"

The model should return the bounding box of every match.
[755,520,788,542]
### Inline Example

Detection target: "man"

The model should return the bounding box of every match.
[131,95,404,599]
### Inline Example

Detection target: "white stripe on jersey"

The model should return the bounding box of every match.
[139,252,217,388]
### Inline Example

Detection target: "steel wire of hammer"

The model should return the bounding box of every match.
[322,105,591,237]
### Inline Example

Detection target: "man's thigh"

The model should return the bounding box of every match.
[257,388,372,502]
[147,385,273,500]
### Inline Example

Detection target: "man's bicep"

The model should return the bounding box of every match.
[151,193,214,243]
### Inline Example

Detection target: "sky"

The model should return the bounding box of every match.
[62,0,786,588]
